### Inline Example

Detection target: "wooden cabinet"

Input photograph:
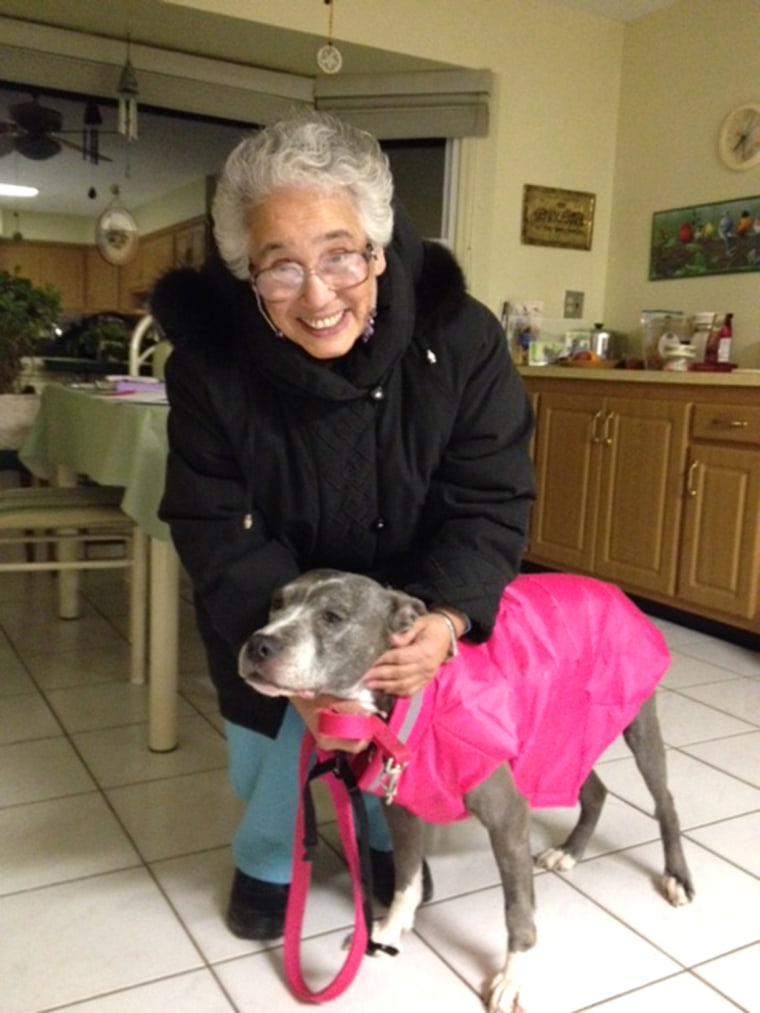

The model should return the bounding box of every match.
[529,390,688,596]
[0,241,85,312]
[120,217,207,311]
[84,248,120,313]
[523,372,759,636]
[2,217,207,316]
[678,404,760,621]
[173,219,207,268]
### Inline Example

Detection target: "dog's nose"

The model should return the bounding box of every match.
[247,632,281,661]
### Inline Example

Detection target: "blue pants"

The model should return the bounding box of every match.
[226,706,392,883]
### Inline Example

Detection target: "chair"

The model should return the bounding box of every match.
[0,485,148,684]
[128,315,171,379]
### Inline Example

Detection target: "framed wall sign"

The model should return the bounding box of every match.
[521,184,595,251]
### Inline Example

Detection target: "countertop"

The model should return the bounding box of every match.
[519,366,760,388]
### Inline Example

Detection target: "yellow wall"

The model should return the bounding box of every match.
[190,0,758,364]
[607,0,760,365]
[7,0,758,363]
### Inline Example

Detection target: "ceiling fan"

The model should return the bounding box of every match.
[0,94,113,163]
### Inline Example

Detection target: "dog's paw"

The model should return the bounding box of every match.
[487,952,526,1013]
[369,919,403,957]
[661,873,693,907]
[534,847,577,872]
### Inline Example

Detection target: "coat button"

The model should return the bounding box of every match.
[371,517,387,532]
[369,386,385,401]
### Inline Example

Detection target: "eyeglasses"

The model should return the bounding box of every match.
[250,245,376,302]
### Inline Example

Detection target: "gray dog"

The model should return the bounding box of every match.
[239,568,694,1013]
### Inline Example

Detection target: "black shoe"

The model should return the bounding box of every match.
[370,848,434,907]
[225,869,289,940]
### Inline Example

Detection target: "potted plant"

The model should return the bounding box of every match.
[0,269,61,393]
[0,269,61,453]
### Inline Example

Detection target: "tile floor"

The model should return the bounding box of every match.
[1,566,758,1012]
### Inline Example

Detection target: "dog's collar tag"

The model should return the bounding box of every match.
[380,758,407,805]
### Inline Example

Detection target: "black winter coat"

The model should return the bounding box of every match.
[152,214,535,736]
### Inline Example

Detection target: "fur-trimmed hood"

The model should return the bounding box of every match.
[151,207,467,399]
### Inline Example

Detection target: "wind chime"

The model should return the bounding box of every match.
[82,100,103,164]
[117,37,140,141]
[317,0,343,74]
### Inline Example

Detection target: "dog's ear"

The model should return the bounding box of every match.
[387,591,427,632]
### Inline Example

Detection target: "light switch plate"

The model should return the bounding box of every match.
[564,290,584,318]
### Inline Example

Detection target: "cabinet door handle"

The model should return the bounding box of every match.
[590,409,604,444]
[710,418,749,429]
[602,410,616,446]
[686,459,699,497]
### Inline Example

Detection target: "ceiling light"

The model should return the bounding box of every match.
[0,183,39,198]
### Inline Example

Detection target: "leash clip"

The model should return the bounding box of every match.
[380,757,407,804]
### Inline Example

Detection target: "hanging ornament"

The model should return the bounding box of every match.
[117,38,139,141]
[317,0,343,74]
[95,184,139,266]
[82,100,102,165]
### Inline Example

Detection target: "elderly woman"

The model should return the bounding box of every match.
[152,112,534,940]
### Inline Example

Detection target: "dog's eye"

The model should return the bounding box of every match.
[269,590,285,614]
[320,610,343,626]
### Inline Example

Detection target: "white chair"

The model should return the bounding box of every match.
[128,314,171,378]
[0,485,148,683]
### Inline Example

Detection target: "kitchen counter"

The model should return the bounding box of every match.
[518,366,760,387]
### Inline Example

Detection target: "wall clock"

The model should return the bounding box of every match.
[718,103,760,170]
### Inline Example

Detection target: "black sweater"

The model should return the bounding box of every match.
[152,212,534,735]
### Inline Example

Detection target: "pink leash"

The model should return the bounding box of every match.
[283,710,411,1003]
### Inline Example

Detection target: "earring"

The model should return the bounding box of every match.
[361,307,377,343]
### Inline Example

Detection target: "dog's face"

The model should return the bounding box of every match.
[238,569,426,701]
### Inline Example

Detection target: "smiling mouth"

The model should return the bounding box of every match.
[301,309,345,331]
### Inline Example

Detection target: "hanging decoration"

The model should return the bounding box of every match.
[317,0,343,74]
[95,184,139,266]
[82,100,103,164]
[117,38,140,141]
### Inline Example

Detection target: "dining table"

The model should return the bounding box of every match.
[19,381,180,752]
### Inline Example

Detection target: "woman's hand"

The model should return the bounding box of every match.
[363,613,454,697]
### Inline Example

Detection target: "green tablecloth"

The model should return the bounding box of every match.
[19,384,170,541]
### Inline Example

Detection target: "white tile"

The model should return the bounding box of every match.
[0,691,61,743]
[656,688,756,745]
[55,970,236,1012]
[153,836,361,964]
[529,794,662,861]
[687,811,760,878]
[567,840,760,966]
[0,793,139,894]
[682,730,760,789]
[414,875,679,1012]
[107,768,240,861]
[0,737,95,806]
[215,928,485,1012]
[599,750,760,828]
[0,868,202,1013]
[694,942,760,1013]
[7,610,127,655]
[676,639,760,677]
[0,640,35,695]
[43,681,150,731]
[583,971,743,1010]
[72,713,227,787]
[678,677,760,726]
[661,649,745,690]
[44,681,195,733]
[24,642,136,690]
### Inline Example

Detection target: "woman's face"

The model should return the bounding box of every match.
[247,187,387,360]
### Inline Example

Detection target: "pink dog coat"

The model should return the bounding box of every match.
[358,573,670,822]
